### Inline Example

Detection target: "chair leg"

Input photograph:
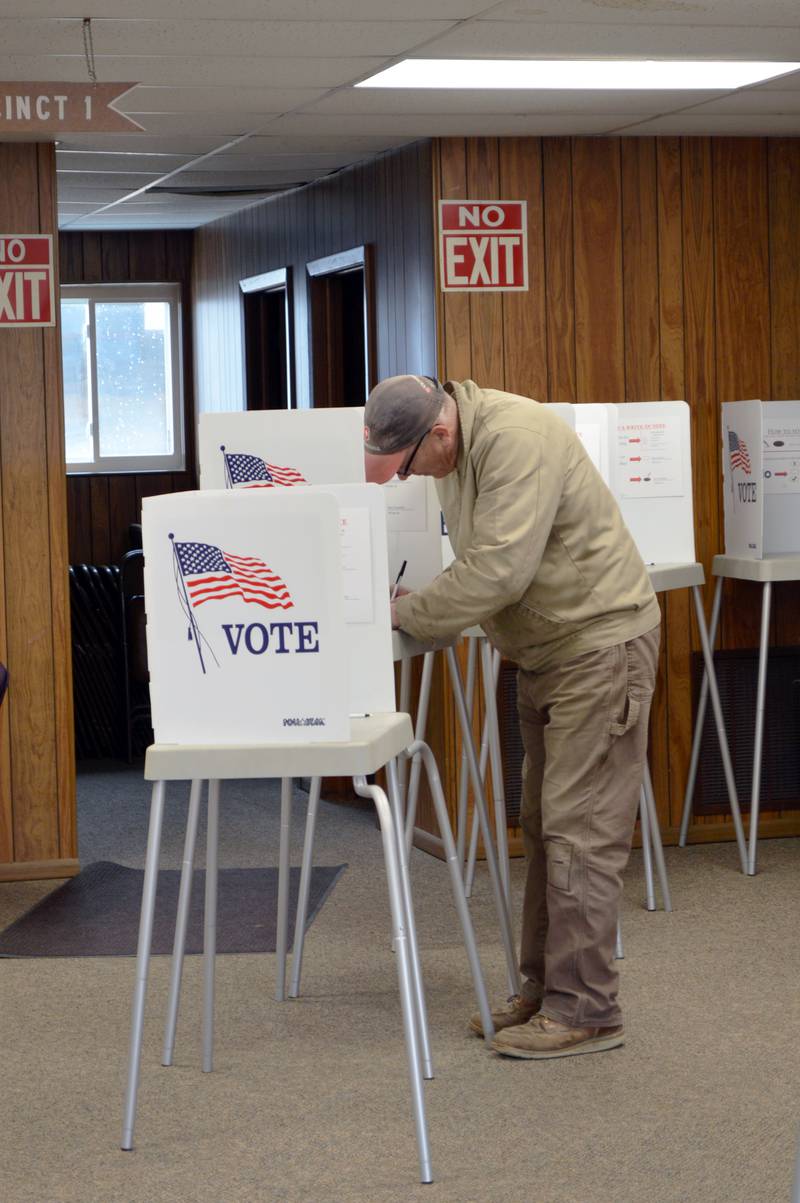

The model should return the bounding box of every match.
[121,779,167,1150]
[354,776,433,1184]
[289,775,322,999]
[162,779,204,1066]
[409,740,495,1044]
[202,779,220,1074]
[386,760,434,1081]
[275,776,293,1002]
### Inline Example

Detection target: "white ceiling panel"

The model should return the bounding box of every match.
[260,112,632,135]
[56,152,194,173]
[611,113,800,135]
[0,19,453,58]
[12,0,490,17]
[53,134,238,154]
[121,86,328,115]
[681,90,800,115]
[430,20,800,58]
[307,86,724,117]
[0,55,389,89]
[0,0,789,229]
[490,0,800,26]
[57,172,169,190]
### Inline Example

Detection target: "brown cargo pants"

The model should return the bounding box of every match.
[516,626,660,1029]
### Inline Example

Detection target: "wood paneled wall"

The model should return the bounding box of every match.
[192,140,436,410]
[59,230,196,565]
[434,136,800,845]
[0,143,76,880]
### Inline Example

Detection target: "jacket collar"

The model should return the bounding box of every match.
[445,379,481,478]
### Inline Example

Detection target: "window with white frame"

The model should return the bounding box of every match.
[60,283,185,473]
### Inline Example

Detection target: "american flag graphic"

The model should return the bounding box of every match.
[174,540,294,611]
[223,450,307,488]
[728,430,752,475]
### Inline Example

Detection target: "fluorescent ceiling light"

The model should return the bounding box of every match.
[356,59,800,90]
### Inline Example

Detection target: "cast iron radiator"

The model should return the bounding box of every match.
[692,647,800,813]
[70,564,125,759]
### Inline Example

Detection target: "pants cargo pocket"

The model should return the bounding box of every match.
[545,840,573,891]
[609,693,641,737]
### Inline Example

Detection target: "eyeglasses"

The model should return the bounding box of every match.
[397,427,433,479]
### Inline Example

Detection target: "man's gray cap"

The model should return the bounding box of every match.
[363,375,445,455]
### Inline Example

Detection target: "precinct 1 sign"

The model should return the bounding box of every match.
[0,236,55,327]
[439,200,528,292]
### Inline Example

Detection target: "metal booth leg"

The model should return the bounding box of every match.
[455,636,479,867]
[642,762,673,912]
[275,776,293,1001]
[404,651,436,856]
[405,740,495,1044]
[638,784,657,912]
[614,919,624,960]
[679,577,723,845]
[289,775,322,999]
[386,760,434,1080]
[353,776,432,1185]
[162,779,204,1066]
[445,646,520,998]
[689,583,748,873]
[121,779,167,1150]
[480,639,511,909]
[748,581,772,876]
[465,649,500,898]
[202,779,220,1073]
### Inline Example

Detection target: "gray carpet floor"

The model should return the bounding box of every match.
[1,764,799,1203]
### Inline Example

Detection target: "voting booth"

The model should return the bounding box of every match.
[614,400,695,566]
[143,489,349,745]
[722,399,800,557]
[198,407,366,490]
[198,409,444,596]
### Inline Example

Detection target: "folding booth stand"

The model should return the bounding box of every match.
[121,487,496,1186]
[680,400,800,875]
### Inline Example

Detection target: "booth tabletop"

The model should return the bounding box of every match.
[647,562,705,593]
[712,553,800,583]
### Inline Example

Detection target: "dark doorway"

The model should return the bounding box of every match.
[307,247,375,408]
[240,268,294,410]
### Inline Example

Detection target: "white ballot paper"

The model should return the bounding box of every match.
[763,419,800,495]
[618,415,684,498]
[339,507,373,624]
[384,475,428,531]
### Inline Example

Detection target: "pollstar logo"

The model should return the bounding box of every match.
[170,534,319,673]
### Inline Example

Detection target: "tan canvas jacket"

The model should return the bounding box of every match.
[393,380,661,672]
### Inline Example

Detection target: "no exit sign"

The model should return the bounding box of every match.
[0,235,55,327]
[439,200,528,292]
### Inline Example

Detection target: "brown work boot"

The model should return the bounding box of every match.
[491,1013,624,1059]
[468,993,542,1038]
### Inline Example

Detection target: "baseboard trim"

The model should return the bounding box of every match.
[0,858,80,882]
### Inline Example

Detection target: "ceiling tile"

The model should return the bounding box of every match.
[308,85,724,117]
[122,85,328,114]
[0,54,389,88]
[430,19,800,58]
[490,0,800,26]
[0,18,453,58]
[611,112,800,134]
[260,111,634,135]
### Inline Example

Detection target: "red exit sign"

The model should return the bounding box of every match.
[0,235,55,327]
[439,200,528,292]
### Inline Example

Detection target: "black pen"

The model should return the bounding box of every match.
[390,560,408,601]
